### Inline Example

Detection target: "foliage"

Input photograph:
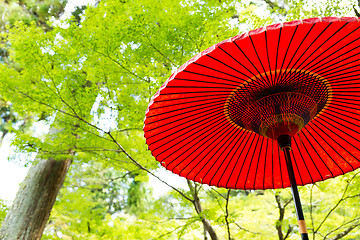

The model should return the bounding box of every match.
[0,0,67,31]
[0,0,360,239]
[0,200,8,228]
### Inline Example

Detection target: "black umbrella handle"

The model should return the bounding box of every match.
[278,135,309,240]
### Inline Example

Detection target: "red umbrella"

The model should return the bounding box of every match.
[144,17,360,239]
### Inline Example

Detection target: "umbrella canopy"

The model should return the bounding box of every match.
[144,16,360,190]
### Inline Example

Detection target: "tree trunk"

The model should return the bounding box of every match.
[0,158,71,240]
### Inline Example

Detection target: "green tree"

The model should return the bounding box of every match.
[1,0,360,239]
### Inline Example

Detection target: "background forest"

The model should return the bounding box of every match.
[0,0,359,239]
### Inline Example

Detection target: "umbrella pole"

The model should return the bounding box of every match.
[278,135,309,240]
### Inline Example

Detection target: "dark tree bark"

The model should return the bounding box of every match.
[0,158,71,239]
[275,192,294,240]
[187,180,219,240]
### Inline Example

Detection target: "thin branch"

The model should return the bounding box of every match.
[106,131,193,202]
[30,52,82,118]
[283,225,294,240]
[283,197,293,208]
[16,90,106,134]
[209,187,227,200]
[69,171,132,192]
[225,190,232,240]
[328,222,360,240]
[95,50,146,82]
[234,222,262,235]
[315,172,360,233]
[310,184,315,240]
[145,35,177,67]
[323,217,360,240]
[153,223,188,240]
[206,190,224,212]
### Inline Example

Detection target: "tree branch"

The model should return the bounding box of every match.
[106,131,193,202]
[187,180,219,240]
[145,35,177,67]
[225,190,232,240]
[234,222,262,235]
[315,172,359,233]
[328,223,360,240]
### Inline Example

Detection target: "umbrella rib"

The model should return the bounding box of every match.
[174,77,240,87]
[235,133,260,189]
[306,34,360,74]
[305,124,345,175]
[227,133,254,188]
[335,93,360,98]
[293,137,314,183]
[145,108,223,132]
[191,62,248,81]
[148,94,229,111]
[148,110,226,149]
[277,145,284,188]
[272,138,275,188]
[147,114,225,151]
[217,45,269,98]
[225,131,254,189]
[145,106,224,133]
[325,105,360,126]
[303,23,360,73]
[308,122,356,170]
[251,136,265,189]
[290,146,304,186]
[333,96,360,102]
[315,53,360,78]
[331,100,360,111]
[331,81,360,86]
[264,30,274,85]
[151,93,229,103]
[243,134,262,189]
[322,111,360,135]
[331,77,360,85]
[201,125,246,186]
[262,138,269,190]
[233,41,269,89]
[330,99,360,111]
[182,69,247,84]
[182,124,241,181]
[164,117,236,170]
[290,23,333,72]
[217,45,258,79]
[158,90,233,95]
[273,26,283,85]
[318,115,360,154]
[179,120,242,179]
[276,25,299,84]
[248,34,272,85]
[332,86,360,90]
[297,131,325,181]
[295,22,349,72]
[322,65,360,81]
[205,53,255,81]
[300,129,335,178]
[211,129,249,187]
[146,98,225,119]
[323,64,360,81]
[278,24,315,83]
[164,85,235,89]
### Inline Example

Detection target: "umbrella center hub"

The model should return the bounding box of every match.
[225,69,331,139]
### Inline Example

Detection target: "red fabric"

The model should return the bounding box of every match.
[144,17,360,189]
